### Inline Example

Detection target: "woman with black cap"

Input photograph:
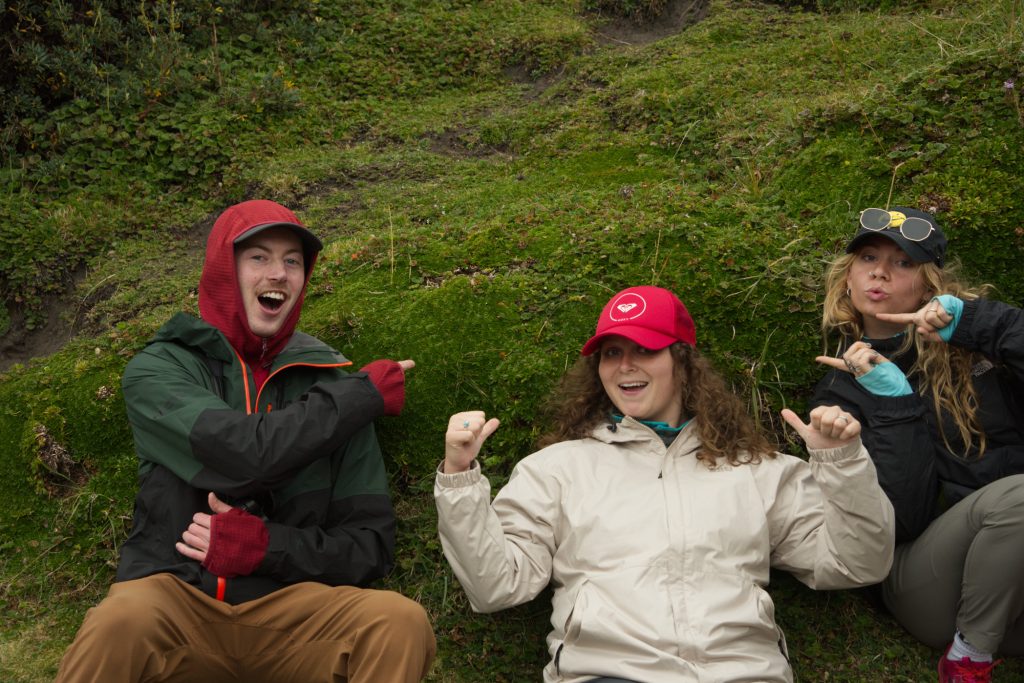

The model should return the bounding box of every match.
[435,285,894,683]
[812,207,1024,682]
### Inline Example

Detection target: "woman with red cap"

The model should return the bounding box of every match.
[435,285,895,683]
[812,207,1024,682]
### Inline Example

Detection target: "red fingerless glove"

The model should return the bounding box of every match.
[201,507,269,578]
[359,359,406,416]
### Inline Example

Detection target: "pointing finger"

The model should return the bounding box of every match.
[875,312,917,324]
[815,355,849,371]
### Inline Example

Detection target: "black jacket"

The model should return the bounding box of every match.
[811,298,1024,543]
[116,314,395,604]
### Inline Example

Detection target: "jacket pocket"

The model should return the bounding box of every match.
[755,585,787,660]
[556,568,677,678]
[554,578,588,676]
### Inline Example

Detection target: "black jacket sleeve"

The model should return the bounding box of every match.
[123,344,385,498]
[949,298,1024,384]
[187,377,384,496]
[810,371,939,542]
[258,424,396,587]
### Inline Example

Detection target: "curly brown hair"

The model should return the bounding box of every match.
[537,343,777,467]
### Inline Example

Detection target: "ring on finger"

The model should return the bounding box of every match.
[462,420,470,428]
[836,415,849,423]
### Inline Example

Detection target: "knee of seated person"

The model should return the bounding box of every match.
[80,591,166,638]
[978,474,1024,517]
[365,591,434,641]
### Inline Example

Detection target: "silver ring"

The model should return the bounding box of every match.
[837,415,849,423]
[462,420,470,428]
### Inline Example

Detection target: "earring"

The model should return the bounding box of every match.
[846,288,851,297]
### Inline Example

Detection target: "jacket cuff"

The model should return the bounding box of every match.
[435,459,482,488]
[948,298,980,348]
[358,360,406,416]
[807,437,863,464]
[202,507,269,578]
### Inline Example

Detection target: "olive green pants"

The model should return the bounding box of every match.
[883,474,1024,655]
[55,573,436,683]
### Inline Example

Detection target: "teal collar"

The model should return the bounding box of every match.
[612,414,693,434]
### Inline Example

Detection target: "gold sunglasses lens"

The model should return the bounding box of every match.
[859,208,891,231]
[900,217,933,241]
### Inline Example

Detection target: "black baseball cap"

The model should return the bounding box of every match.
[845,206,947,268]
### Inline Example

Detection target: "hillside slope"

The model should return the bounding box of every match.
[2,1,1023,680]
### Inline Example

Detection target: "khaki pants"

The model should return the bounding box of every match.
[55,573,436,683]
[883,474,1024,655]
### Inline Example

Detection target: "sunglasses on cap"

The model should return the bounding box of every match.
[858,208,935,242]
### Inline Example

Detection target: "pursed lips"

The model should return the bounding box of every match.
[865,287,888,301]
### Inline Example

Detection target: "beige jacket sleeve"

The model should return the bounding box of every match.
[434,455,560,613]
[763,437,895,589]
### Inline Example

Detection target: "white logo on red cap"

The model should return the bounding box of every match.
[609,293,646,321]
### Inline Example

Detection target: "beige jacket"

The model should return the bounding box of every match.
[435,418,894,683]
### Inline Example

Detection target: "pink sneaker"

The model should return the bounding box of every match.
[938,643,1002,683]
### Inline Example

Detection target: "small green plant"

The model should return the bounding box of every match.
[582,0,669,22]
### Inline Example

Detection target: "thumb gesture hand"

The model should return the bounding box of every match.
[444,411,500,473]
[781,406,860,451]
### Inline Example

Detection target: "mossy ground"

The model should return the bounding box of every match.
[2,0,1024,680]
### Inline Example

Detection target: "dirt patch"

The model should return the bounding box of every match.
[0,212,214,374]
[591,0,710,46]
[426,126,504,158]
[0,267,86,373]
[502,64,562,101]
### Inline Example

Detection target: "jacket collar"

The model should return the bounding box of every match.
[150,313,348,370]
[591,415,702,458]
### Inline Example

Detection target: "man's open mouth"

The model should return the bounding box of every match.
[259,291,286,311]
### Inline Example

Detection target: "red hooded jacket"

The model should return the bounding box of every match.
[198,200,321,385]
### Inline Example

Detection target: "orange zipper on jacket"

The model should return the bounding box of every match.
[212,349,352,601]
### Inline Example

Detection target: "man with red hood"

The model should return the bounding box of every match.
[55,200,435,682]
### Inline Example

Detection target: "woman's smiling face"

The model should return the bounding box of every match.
[598,336,683,426]
[847,236,930,338]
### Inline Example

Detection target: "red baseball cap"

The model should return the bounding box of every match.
[581,286,697,356]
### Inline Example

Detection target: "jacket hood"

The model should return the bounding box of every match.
[198,200,321,366]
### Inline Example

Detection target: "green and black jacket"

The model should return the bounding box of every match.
[116,312,395,604]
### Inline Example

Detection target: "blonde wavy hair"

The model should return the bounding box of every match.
[822,252,989,458]
[537,342,777,468]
